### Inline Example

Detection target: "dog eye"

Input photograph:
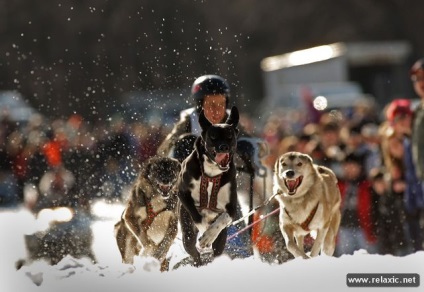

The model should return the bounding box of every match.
[297,162,302,167]
[210,133,217,140]
[227,132,233,139]
[282,162,287,167]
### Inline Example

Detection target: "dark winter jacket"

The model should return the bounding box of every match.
[156,107,196,157]
[338,179,377,243]
[403,136,424,213]
[412,102,424,180]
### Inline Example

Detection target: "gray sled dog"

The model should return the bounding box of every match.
[114,156,181,271]
[273,151,341,259]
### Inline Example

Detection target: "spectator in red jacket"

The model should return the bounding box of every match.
[335,152,377,256]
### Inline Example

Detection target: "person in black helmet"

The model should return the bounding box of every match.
[157,74,269,260]
[157,74,267,181]
[157,74,234,157]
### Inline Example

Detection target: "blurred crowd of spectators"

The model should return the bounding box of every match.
[0,111,168,211]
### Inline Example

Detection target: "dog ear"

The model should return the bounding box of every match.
[143,160,153,180]
[301,153,313,164]
[171,158,182,173]
[274,157,280,176]
[225,106,239,128]
[199,109,212,132]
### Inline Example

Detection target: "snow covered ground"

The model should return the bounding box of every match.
[1,204,423,292]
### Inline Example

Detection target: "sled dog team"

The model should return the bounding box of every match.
[114,106,341,269]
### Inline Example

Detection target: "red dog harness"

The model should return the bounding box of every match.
[199,173,222,211]
[284,202,319,232]
[142,200,159,228]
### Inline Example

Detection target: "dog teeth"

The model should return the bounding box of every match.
[284,176,303,194]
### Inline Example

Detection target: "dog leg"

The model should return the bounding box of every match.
[322,212,341,256]
[152,244,169,263]
[160,258,170,272]
[124,234,141,264]
[282,225,309,259]
[180,207,202,266]
[115,220,140,264]
[123,207,150,249]
[212,228,228,257]
[198,212,232,249]
[114,221,126,259]
[322,229,336,256]
[310,227,329,257]
[152,218,178,262]
[296,234,305,254]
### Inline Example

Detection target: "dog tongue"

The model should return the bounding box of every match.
[215,153,229,167]
[287,180,297,191]
[286,178,300,192]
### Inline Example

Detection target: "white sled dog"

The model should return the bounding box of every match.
[273,151,341,259]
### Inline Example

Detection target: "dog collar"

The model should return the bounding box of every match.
[199,173,222,211]
[284,202,319,232]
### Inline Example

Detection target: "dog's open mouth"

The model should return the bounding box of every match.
[214,152,230,169]
[284,176,303,195]
[158,183,172,198]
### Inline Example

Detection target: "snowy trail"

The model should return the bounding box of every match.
[1,206,423,292]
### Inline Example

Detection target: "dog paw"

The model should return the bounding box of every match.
[198,212,230,248]
[302,254,311,260]
[198,225,220,248]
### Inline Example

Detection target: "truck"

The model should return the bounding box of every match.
[259,41,413,114]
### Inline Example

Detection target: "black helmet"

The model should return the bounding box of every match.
[191,75,230,111]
